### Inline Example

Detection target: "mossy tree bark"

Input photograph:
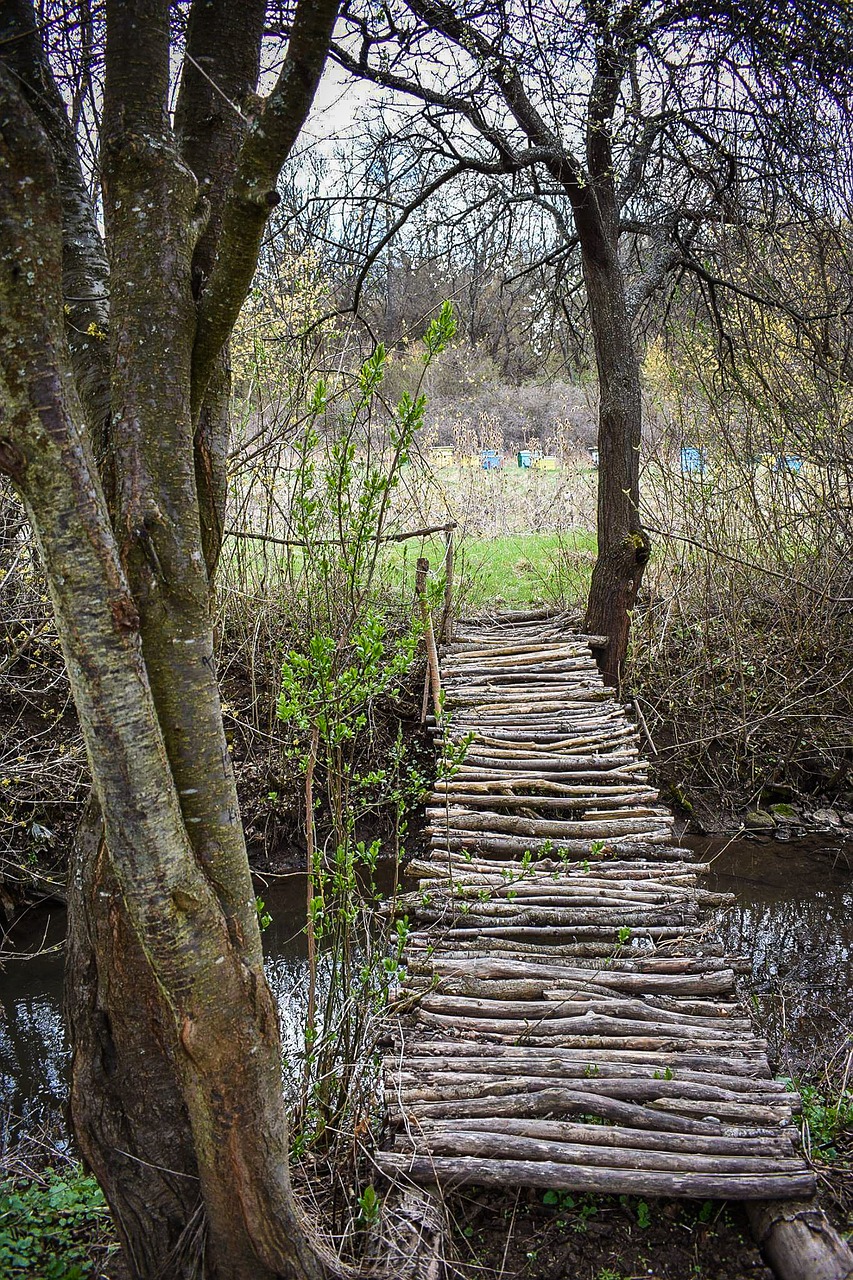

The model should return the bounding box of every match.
[569,29,650,689]
[578,200,650,690]
[0,2,338,1276]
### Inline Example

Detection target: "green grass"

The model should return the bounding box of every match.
[461,532,596,607]
[221,520,597,614]
[386,530,596,610]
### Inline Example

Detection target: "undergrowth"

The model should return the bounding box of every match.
[0,1166,112,1280]
[629,354,853,824]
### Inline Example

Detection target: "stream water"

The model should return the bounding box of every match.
[0,875,311,1130]
[701,832,853,1078]
[1,835,852,1131]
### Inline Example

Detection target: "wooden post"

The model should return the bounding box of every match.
[303,720,319,1095]
[416,557,442,722]
[420,664,431,725]
[440,526,455,644]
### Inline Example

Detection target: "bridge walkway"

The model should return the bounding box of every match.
[377,613,815,1201]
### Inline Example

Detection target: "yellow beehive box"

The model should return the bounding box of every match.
[428,446,455,468]
[534,454,559,471]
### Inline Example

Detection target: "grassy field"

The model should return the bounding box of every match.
[224,454,599,614]
[387,529,597,610]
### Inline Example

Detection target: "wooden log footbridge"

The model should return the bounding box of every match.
[378,612,816,1204]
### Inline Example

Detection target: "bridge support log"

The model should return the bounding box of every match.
[747,1200,853,1280]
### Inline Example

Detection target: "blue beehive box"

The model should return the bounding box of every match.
[680,446,705,474]
[517,450,532,468]
[481,449,501,470]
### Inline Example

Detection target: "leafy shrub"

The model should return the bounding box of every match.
[0,1166,113,1279]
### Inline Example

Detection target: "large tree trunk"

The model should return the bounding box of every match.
[0,84,324,1280]
[65,803,205,1276]
[581,210,649,688]
[0,0,339,1265]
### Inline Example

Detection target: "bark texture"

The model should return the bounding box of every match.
[0,1,339,1275]
[746,1200,853,1280]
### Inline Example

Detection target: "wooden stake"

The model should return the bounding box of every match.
[416,557,442,721]
[440,527,454,644]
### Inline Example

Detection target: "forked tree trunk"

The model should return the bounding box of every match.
[0,19,334,1278]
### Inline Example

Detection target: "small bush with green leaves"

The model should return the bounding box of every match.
[780,1078,853,1161]
[0,1166,113,1279]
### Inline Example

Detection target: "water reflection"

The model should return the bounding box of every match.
[0,877,311,1128]
[0,905,67,1127]
[701,834,853,1076]
[2,840,852,1119]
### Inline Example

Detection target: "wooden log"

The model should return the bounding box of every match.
[412,1116,795,1157]
[441,641,593,660]
[437,877,698,896]
[446,690,605,709]
[431,778,656,799]
[443,650,592,666]
[413,1004,755,1043]
[416,989,749,1028]
[413,1008,761,1049]
[409,935,730,960]
[461,724,635,741]
[462,725,635,741]
[414,936,696,957]
[417,959,737,995]
[394,1056,785,1095]
[429,832,678,857]
[425,810,674,838]
[422,896,688,922]
[543,988,742,1020]
[399,1083,781,1134]
[453,751,641,771]
[746,1201,853,1280]
[408,914,696,937]
[450,769,650,786]
[407,885,699,907]
[393,1129,804,1176]
[404,902,695,927]
[396,1039,776,1078]
[395,1072,792,1112]
[375,1153,817,1200]
[414,852,705,878]
[422,885,733,910]
[410,855,700,881]
[443,674,599,689]
[444,666,594,683]
[428,791,660,811]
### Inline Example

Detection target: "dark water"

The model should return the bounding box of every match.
[2,837,852,1125]
[0,875,311,1131]
[699,832,853,1077]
